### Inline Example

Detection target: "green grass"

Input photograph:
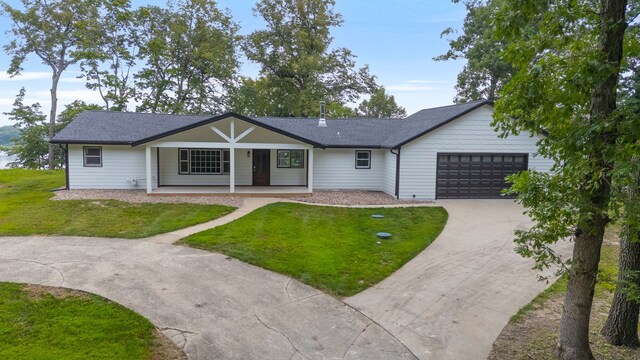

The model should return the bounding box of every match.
[0,282,158,360]
[0,169,234,238]
[180,202,448,296]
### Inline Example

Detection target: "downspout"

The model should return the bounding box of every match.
[156,147,160,187]
[390,147,401,199]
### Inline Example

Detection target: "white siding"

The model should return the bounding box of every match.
[382,149,398,197]
[398,105,554,200]
[270,150,307,186]
[157,148,307,186]
[68,144,155,189]
[313,149,385,191]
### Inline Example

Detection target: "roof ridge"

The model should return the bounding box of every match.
[81,110,211,118]
[413,99,487,113]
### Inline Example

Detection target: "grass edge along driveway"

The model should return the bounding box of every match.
[0,169,234,239]
[0,282,184,360]
[181,202,448,297]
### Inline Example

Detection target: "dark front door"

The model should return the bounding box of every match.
[252,149,270,186]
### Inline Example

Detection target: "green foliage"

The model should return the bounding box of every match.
[134,0,240,114]
[0,282,157,359]
[3,92,103,169]
[80,0,138,111]
[0,126,20,147]
[492,0,634,271]
[1,0,109,169]
[0,169,234,238]
[235,0,376,117]
[357,86,407,118]
[181,202,448,296]
[435,0,514,102]
[3,88,50,169]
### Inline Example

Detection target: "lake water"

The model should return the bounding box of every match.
[0,151,16,169]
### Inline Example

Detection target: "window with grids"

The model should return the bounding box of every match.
[355,150,371,169]
[83,146,102,167]
[277,149,304,168]
[179,149,229,175]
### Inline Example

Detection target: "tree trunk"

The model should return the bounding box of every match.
[48,72,61,169]
[555,186,610,360]
[602,173,640,347]
[555,0,627,358]
[602,226,640,347]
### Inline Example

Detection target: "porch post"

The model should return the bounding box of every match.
[307,147,314,193]
[229,147,235,193]
[229,119,235,193]
[145,145,152,194]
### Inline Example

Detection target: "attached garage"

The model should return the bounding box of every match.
[435,153,528,199]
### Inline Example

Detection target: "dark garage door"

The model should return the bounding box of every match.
[436,153,528,199]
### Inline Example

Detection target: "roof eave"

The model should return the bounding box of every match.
[131,112,325,148]
[49,139,133,145]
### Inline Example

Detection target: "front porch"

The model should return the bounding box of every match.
[141,116,316,195]
[150,186,311,197]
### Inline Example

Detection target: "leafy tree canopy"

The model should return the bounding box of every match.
[435,0,513,102]
[357,86,406,118]
[236,0,376,117]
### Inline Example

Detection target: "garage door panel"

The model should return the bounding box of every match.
[436,152,528,199]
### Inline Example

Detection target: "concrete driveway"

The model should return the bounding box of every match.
[0,236,414,360]
[345,200,571,360]
[0,200,571,359]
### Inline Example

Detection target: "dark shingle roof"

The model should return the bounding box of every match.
[51,100,491,148]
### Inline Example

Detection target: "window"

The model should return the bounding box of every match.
[355,150,371,169]
[83,146,102,167]
[178,148,230,175]
[277,150,304,168]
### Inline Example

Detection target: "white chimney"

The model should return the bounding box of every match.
[318,101,327,127]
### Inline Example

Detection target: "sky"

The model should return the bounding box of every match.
[0,0,467,126]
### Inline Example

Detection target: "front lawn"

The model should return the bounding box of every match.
[0,282,183,359]
[0,169,234,238]
[180,203,448,296]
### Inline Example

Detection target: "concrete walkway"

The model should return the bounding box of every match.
[345,200,572,360]
[0,199,572,359]
[145,197,281,244]
[0,236,415,359]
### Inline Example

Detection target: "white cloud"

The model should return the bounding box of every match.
[0,71,52,81]
[405,80,445,84]
[386,84,438,92]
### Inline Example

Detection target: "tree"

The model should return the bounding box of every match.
[601,32,640,346]
[357,86,406,118]
[1,0,105,169]
[4,88,49,169]
[134,0,240,114]
[81,0,137,111]
[493,0,631,358]
[435,0,513,102]
[239,0,376,117]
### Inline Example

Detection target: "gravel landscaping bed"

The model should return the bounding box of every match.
[287,190,430,206]
[53,189,243,207]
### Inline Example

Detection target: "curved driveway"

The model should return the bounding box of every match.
[345,200,571,360]
[0,200,570,359]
